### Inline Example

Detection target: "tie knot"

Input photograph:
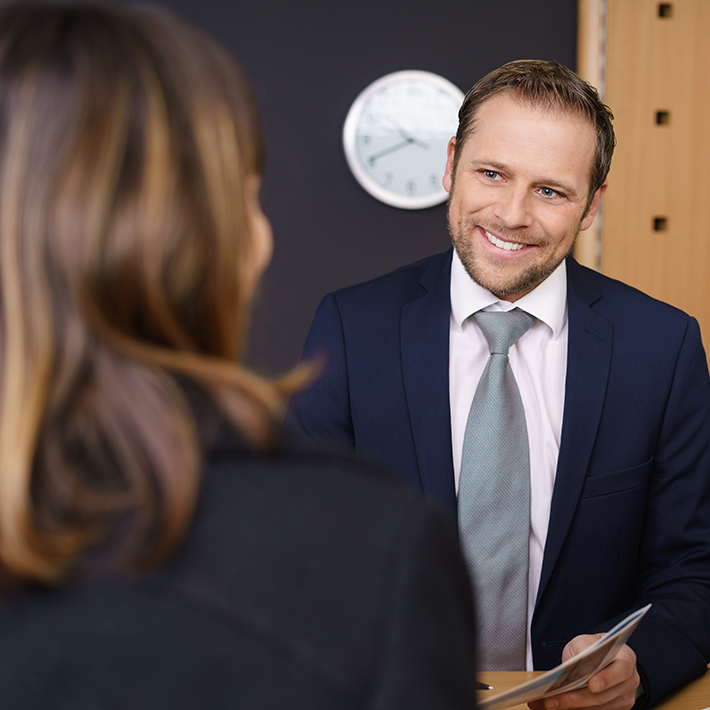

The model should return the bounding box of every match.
[473,309,535,355]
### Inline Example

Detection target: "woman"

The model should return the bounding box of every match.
[0,3,478,708]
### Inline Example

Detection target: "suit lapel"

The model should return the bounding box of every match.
[401,250,458,517]
[537,258,613,603]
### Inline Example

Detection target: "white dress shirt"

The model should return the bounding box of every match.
[449,250,568,670]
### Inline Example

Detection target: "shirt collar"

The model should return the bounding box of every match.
[450,249,568,339]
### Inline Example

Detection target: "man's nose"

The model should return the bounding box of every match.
[493,186,533,229]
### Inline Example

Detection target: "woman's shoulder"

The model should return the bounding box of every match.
[199,423,455,551]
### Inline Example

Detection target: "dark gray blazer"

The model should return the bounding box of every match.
[0,428,478,709]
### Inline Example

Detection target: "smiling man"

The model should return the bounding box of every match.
[289,61,710,709]
[445,92,604,302]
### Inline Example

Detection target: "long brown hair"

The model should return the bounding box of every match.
[0,2,297,586]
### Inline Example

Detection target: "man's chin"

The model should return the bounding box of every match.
[453,232,577,299]
[457,252,561,300]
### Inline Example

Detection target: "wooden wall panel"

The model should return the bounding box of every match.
[575,0,605,270]
[602,0,710,336]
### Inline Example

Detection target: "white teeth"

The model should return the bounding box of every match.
[484,229,525,251]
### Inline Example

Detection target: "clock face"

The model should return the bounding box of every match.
[343,70,464,209]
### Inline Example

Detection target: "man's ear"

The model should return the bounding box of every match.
[442,137,456,193]
[580,182,607,231]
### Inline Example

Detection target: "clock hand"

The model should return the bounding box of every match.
[367,138,415,164]
[397,126,429,150]
[384,116,430,150]
[398,129,429,150]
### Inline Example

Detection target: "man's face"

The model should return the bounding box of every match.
[443,93,606,301]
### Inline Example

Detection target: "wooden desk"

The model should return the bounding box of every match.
[478,671,710,710]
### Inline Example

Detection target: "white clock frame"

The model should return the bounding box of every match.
[342,70,464,210]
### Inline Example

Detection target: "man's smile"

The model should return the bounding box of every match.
[481,227,529,252]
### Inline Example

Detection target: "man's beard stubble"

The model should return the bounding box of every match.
[447,208,579,299]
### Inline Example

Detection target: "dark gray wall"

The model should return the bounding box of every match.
[133,0,578,374]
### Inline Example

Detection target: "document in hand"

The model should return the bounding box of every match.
[478,604,652,710]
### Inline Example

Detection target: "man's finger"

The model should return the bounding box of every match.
[527,637,639,710]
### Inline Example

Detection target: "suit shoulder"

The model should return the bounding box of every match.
[326,249,452,309]
[206,434,445,527]
[568,259,697,330]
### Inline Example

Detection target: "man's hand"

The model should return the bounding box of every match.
[527,635,640,710]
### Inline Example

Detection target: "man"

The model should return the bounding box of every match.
[288,61,710,709]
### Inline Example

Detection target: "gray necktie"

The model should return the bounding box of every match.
[458,308,535,671]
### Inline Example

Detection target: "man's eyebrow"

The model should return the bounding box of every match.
[469,159,583,200]
[469,159,510,173]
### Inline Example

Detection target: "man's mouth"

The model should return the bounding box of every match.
[483,228,527,251]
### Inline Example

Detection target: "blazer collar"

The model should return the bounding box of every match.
[536,257,614,603]
[397,252,614,533]
[401,249,458,518]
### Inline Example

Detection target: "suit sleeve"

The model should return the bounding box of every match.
[368,501,479,710]
[286,293,356,449]
[594,317,710,706]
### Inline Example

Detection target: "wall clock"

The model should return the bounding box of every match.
[343,70,464,210]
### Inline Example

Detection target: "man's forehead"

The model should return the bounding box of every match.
[467,90,594,135]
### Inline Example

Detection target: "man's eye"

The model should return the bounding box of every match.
[483,170,499,179]
[540,187,558,198]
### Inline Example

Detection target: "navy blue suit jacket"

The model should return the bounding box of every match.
[289,249,710,706]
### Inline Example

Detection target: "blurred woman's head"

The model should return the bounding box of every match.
[0,2,287,587]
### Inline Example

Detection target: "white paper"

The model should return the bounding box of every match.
[478,604,652,710]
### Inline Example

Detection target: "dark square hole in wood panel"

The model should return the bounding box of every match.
[658,3,673,17]
[656,110,670,125]
[653,217,668,231]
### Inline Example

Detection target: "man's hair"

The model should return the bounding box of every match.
[453,60,616,203]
